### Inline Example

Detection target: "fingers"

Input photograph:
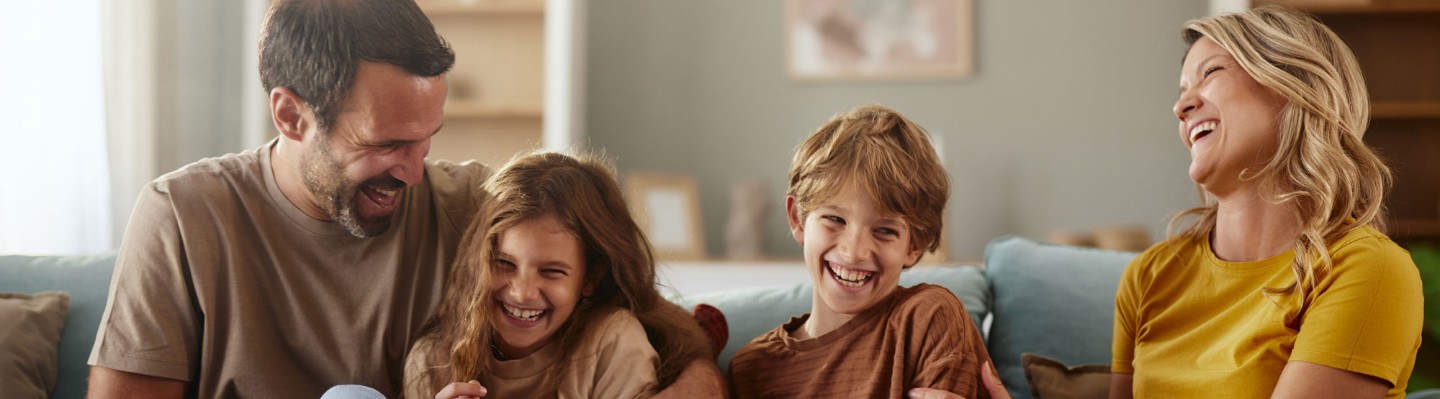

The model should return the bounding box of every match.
[435,380,488,399]
[907,388,965,399]
[982,361,1012,399]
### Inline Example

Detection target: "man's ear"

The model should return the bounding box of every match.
[270,86,313,142]
[785,196,804,245]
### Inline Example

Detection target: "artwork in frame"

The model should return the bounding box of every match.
[626,172,707,261]
[786,0,975,81]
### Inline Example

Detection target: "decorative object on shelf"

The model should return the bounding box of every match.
[626,172,707,261]
[1044,224,1150,252]
[724,180,770,260]
[785,0,974,81]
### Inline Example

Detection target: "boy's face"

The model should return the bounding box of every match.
[787,186,923,321]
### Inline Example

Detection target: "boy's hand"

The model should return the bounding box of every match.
[907,361,1011,399]
[435,380,488,399]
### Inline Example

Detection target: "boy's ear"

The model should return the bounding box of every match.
[270,86,314,142]
[903,242,924,268]
[785,196,804,245]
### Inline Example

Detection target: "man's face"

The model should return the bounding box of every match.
[301,62,447,238]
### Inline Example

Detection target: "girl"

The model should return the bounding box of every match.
[404,152,709,398]
[1111,6,1423,398]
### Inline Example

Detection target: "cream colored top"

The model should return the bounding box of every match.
[406,307,659,399]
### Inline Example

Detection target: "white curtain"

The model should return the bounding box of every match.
[0,0,112,254]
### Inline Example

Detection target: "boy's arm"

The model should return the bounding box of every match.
[908,361,1010,399]
[88,366,185,399]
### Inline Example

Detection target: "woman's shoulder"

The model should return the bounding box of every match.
[1326,225,1419,284]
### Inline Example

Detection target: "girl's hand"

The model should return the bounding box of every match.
[435,380,488,399]
[907,361,1011,399]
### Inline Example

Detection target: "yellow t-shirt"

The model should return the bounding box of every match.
[1112,225,1423,398]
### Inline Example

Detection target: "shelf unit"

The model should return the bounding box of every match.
[1258,0,1440,240]
[419,0,547,169]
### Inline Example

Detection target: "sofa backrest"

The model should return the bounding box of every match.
[0,253,117,399]
[983,236,1136,399]
[669,264,992,374]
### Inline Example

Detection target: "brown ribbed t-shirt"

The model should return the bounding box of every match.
[728,284,991,399]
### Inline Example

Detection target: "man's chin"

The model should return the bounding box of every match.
[336,211,393,239]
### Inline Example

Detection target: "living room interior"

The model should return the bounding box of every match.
[2,0,1438,398]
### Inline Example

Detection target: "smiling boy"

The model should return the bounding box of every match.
[727,105,992,398]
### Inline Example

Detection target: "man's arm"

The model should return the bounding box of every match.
[89,366,185,399]
[651,359,726,399]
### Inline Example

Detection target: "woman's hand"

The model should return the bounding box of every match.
[435,380,488,399]
[908,361,1011,399]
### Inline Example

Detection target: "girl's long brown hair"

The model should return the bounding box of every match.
[414,151,708,397]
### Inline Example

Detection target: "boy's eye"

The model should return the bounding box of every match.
[875,227,900,237]
[821,215,845,225]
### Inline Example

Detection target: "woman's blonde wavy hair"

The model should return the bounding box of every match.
[414,151,708,397]
[1171,5,1392,321]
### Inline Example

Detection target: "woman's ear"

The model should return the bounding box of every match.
[785,196,804,245]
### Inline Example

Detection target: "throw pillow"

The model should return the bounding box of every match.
[0,291,70,399]
[692,303,729,360]
[1021,352,1110,399]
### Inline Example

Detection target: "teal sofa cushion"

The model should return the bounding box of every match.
[983,236,1135,399]
[0,254,116,399]
[671,264,991,373]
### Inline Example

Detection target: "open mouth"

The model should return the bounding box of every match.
[1189,120,1217,144]
[501,302,547,322]
[360,185,399,210]
[826,261,875,288]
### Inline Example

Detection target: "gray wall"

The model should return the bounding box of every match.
[587,0,1207,260]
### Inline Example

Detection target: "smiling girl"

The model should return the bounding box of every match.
[404,152,710,398]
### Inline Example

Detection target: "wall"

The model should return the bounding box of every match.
[587,0,1208,260]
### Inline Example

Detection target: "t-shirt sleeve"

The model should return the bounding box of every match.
[88,182,199,381]
[1112,251,1149,375]
[402,334,448,399]
[907,286,988,398]
[1289,237,1424,385]
[587,310,660,399]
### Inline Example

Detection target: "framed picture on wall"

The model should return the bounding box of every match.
[785,0,975,81]
[626,172,707,261]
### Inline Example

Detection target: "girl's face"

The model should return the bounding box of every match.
[1174,37,1289,197]
[489,215,588,359]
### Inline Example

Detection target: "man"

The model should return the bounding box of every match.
[87,0,721,397]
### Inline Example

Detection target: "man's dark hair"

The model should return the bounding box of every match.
[258,0,455,131]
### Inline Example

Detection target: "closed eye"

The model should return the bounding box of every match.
[821,215,845,225]
[541,268,569,277]
[1203,65,1224,78]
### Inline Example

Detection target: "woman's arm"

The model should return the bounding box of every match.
[1271,361,1388,399]
[1108,373,1133,399]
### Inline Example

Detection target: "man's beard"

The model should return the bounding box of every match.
[300,143,395,238]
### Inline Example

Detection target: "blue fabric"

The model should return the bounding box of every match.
[320,384,387,399]
[0,253,117,399]
[983,236,1135,399]
[670,264,991,373]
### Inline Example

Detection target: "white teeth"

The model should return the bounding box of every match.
[827,263,874,287]
[502,303,545,321]
[1190,121,1218,143]
[373,188,398,197]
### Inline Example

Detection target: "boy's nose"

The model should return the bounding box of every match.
[838,229,875,264]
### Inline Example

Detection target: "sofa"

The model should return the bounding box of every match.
[3,237,1435,399]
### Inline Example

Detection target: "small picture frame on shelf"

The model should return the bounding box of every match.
[785,0,975,81]
[626,172,707,261]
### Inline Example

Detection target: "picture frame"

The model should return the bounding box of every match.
[785,0,975,81]
[626,172,707,261]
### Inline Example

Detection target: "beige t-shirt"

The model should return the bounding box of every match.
[89,139,491,398]
[404,308,659,399]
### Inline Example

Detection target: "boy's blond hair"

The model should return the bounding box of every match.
[787,104,950,262]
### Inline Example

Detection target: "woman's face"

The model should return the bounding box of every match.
[1174,37,1289,197]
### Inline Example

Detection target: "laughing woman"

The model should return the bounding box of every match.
[1110,6,1424,399]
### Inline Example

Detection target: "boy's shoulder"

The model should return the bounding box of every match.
[889,283,967,318]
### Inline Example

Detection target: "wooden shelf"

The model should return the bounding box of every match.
[420,0,544,16]
[1372,102,1440,119]
[1390,218,1440,239]
[444,101,543,119]
[1257,0,1440,13]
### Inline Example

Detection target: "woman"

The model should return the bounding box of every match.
[1110,6,1424,399]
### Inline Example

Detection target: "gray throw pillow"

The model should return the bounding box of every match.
[0,291,70,399]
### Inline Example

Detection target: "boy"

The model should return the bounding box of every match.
[728,104,992,398]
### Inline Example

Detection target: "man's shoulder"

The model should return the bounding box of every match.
[424,159,494,229]
[150,149,265,194]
